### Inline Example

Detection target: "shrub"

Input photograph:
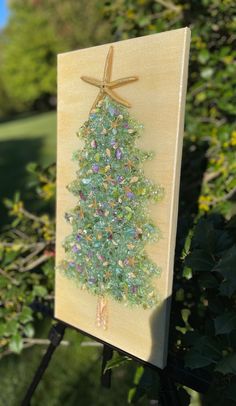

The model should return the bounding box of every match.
[0,164,55,357]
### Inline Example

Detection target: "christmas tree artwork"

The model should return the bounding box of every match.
[58,46,164,329]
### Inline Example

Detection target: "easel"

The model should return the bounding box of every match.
[21,302,211,406]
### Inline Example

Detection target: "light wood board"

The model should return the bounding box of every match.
[55,28,191,368]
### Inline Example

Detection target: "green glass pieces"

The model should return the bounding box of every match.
[58,95,164,308]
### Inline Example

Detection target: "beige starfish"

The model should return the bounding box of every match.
[81,46,138,111]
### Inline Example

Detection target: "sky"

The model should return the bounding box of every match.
[0,0,9,28]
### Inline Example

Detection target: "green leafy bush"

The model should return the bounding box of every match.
[180,215,236,403]
[102,0,236,404]
[0,164,55,357]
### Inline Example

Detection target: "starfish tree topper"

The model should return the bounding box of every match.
[81,46,138,111]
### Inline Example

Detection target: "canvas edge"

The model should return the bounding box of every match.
[56,27,189,58]
[160,27,191,368]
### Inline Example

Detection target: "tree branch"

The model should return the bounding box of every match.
[203,169,222,184]
[155,0,181,13]
[20,208,49,225]
[0,338,69,358]
[212,186,236,204]
[0,268,18,284]
[19,254,50,272]
[20,242,46,266]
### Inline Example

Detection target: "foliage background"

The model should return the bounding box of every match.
[0,0,235,405]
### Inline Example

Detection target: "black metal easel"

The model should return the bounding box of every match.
[21,321,113,406]
[21,303,211,406]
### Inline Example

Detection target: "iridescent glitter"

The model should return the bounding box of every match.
[58,96,164,309]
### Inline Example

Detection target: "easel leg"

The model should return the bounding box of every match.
[101,344,113,388]
[159,368,181,406]
[21,322,66,406]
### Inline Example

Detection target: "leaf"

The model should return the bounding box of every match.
[195,335,221,358]
[198,49,210,64]
[214,245,236,287]
[214,230,233,254]
[192,217,232,256]
[128,387,140,404]
[175,288,185,301]
[198,272,219,288]
[128,366,160,403]
[11,218,21,227]
[26,162,38,173]
[177,387,191,406]
[214,245,236,273]
[219,280,236,297]
[181,228,193,260]
[24,324,34,338]
[214,312,236,335]
[0,277,9,288]
[133,366,144,385]
[0,323,6,336]
[185,352,215,369]
[9,333,23,354]
[5,319,19,336]
[3,198,14,209]
[215,353,236,374]
[33,285,47,298]
[19,306,33,323]
[182,266,192,280]
[185,249,215,272]
[128,367,145,404]
[184,336,221,369]
[139,16,150,27]
[104,353,131,373]
[201,67,214,79]
[2,249,20,266]
[226,215,236,229]
[207,295,225,314]
[193,218,216,252]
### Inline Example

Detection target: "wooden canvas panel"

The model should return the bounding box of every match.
[55,28,191,368]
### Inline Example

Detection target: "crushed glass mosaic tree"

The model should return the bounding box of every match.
[58,46,163,329]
